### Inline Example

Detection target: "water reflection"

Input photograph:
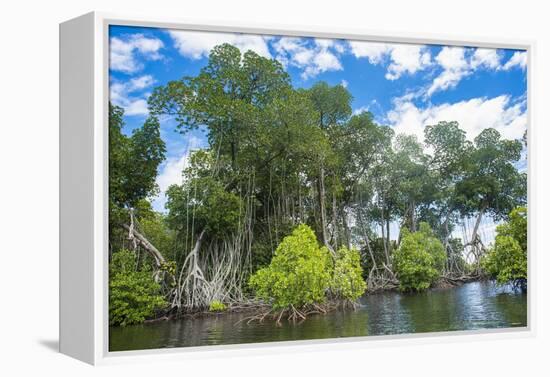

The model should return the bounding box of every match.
[110,281,527,351]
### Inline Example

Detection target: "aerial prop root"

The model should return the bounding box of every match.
[239,302,341,325]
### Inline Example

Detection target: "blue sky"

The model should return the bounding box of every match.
[109,25,527,224]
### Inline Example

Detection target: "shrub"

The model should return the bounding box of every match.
[208,300,227,312]
[482,207,527,286]
[109,249,167,326]
[331,247,366,301]
[248,224,332,310]
[393,222,446,291]
[482,236,526,285]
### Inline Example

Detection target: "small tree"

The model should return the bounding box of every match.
[249,224,332,310]
[165,151,244,238]
[393,222,446,291]
[109,250,167,326]
[482,207,527,287]
[331,247,366,301]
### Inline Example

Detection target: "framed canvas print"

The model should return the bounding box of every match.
[60,12,533,365]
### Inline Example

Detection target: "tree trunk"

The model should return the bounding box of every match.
[380,210,390,266]
[318,165,334,254]
[175,229,207,310]
[122,223,166,268]
[230,140,237,170]
[470,202,488,246]
[364,233,376,268]
[410,201,416,232]
[341,207,351,249]
[386,218,391,255]
[332,189,338,250]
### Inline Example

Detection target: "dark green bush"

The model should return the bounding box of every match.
[482,207,527,286]
[249,225,366,310]
[248,224,332,310]
[109,249,167,326]
[393,222,446,291]
[331,246,366,301]
[208,300,227,312]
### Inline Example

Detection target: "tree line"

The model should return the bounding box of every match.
[108,43,527,326]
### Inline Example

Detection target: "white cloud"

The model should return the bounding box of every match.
[110,34,163,73]
[348,41,391,64]
[386,45,432,80]
[427,47,505,96]
[152,136,204,211]
[352,99,383,117]
[127,75,155,91]
[353,106,370,115]
[167,32,345,79]
[471,48,501,69]
[348,41,432,80]
[427,47,469,96]
[353,98,386,118]
[341,79,348,88]
[436,46,469,71]
[124,99,149,116]
[168,30,271,60]
[274,37,343,79]
[315,38,334,49]
[387,94,527,143]
[110,75,156,116]
[502,51,527,70]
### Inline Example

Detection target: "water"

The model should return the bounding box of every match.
[109,281,527,351]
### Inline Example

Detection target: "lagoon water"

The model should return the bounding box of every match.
[109,281,527,351]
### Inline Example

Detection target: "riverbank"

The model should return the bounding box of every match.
[110,281,527,351]
[142,275,484,324]
[146,299,355,324]
[365,274,483,295]
[145,300,271,323]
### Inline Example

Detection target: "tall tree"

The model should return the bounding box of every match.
[109,103,166,212]
[149,44,291,172]
[305,81,352,251]
[455,128,526,247]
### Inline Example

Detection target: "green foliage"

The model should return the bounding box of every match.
[149,44,291,171]
[165,150,244,238]
[331,112,393,204]
[208,300,227,312]
[306,81,352,128]
[249,225,367,309]
[331,247,366,301]
[455,128,526,221]
[447,237,468,271]
[109,104,166,210]
[497,206,527,252]
[392,134,435,229]
[425,121,470,177]
[166,175,243,238]
[482,237,526,285]
[482,207,527,285]
[393,223,446,291]
[249,225,332,310]
[109,250,167,326]
[360,237,397,277]
[139,211,177,261]
[108,103,166,258]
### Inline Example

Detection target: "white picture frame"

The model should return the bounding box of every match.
[59,11,535,365]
